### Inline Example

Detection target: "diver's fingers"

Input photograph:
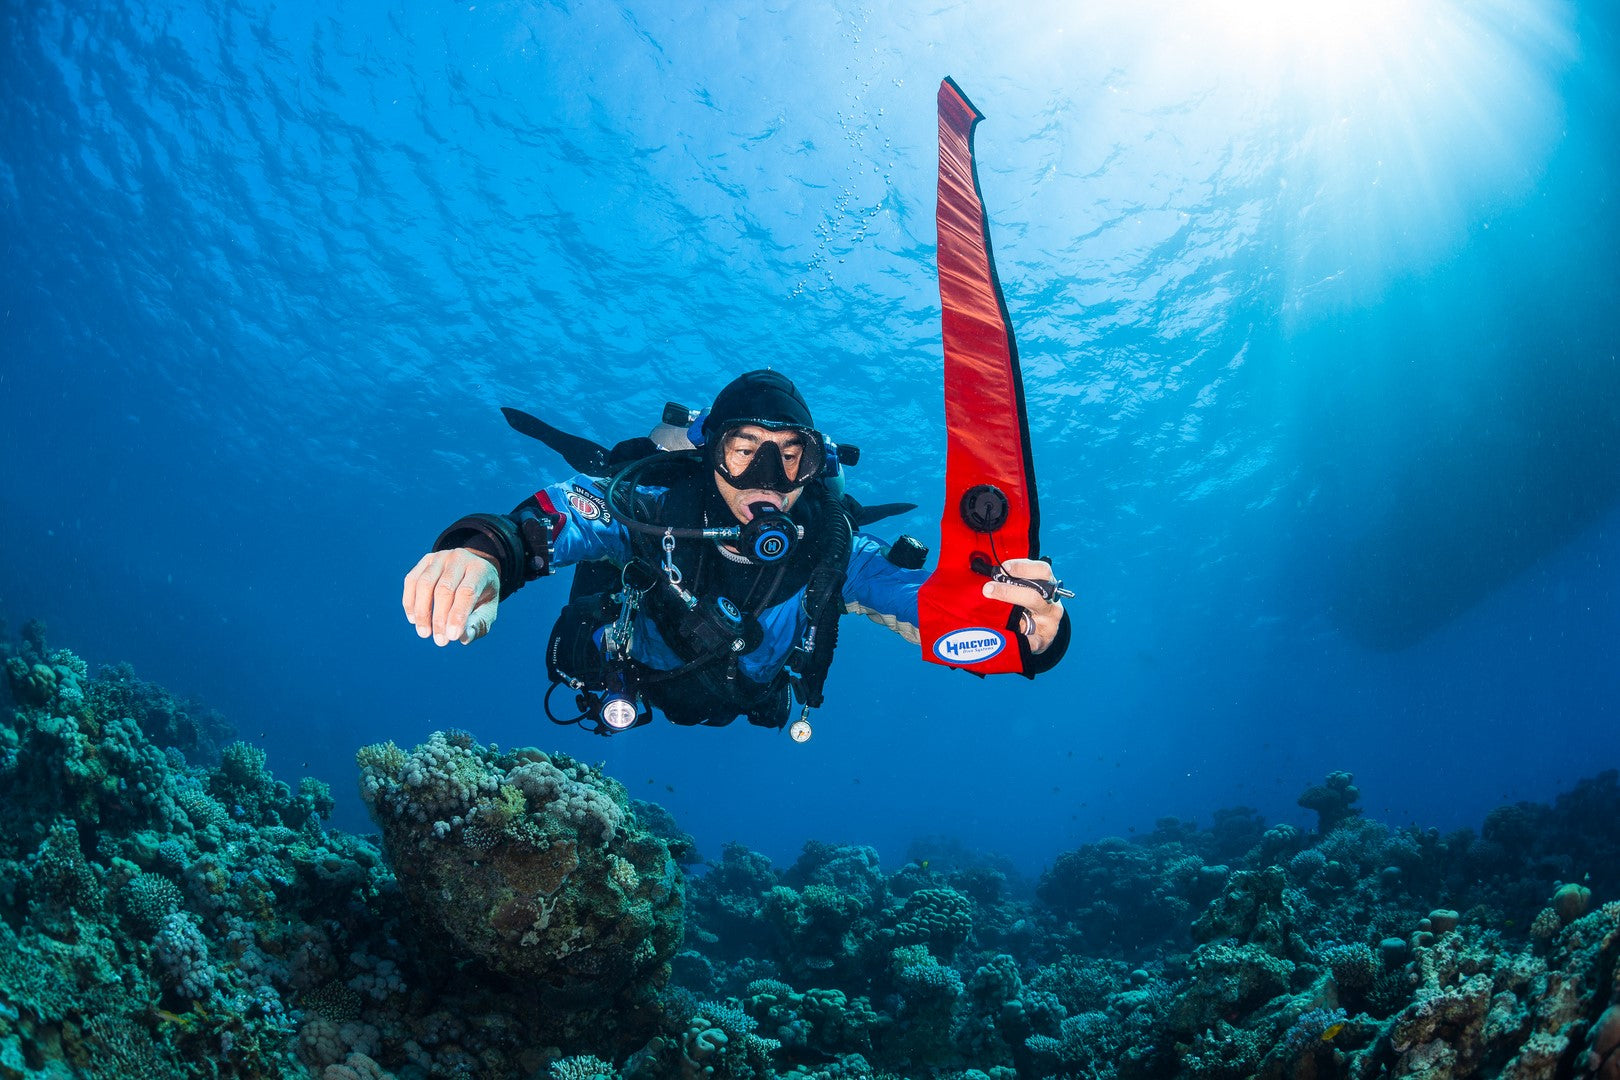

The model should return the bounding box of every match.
[402,552,432,619]
[980,578,1056,611]
[1015,607,1036,641]
[1003,600,1063,654]
[1027,600,1064,654]
[405,551,445,638]
[999,557,1055,582]
[982,578,1063,654]
[428,557,469,646]
[445,558,499,645]
[459,598,499,644]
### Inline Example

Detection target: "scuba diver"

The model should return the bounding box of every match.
[401,370,1070,739]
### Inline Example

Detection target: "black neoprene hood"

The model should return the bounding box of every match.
[703,370,814,439]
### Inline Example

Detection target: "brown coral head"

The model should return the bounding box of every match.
[1425,909,1459,935]
[1584,1003,1620,1074]
[1551,882,1591,925]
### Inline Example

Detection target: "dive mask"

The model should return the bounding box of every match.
[709,422,825,494]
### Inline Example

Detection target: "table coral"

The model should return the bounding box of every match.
[1298,771,1363,834]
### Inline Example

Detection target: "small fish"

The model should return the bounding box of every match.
[920,859,930,872]
[1320,1022,1346,1042]
[665,784,675,793]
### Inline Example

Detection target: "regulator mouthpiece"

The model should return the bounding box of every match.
[741,503,797,562]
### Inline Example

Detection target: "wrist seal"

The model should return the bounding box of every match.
[434,513,533,600]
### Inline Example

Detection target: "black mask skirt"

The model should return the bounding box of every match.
[709,426,824,494]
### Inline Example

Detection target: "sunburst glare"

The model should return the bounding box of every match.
[1024,0,1579,316]
[1200,0,1578,313]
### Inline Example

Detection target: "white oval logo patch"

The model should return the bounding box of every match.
[567,492,601,520]
[933,627,1006,664]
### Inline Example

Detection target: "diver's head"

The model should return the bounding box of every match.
[704,370,824,524]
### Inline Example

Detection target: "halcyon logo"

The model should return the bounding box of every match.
[933,627,1006,664]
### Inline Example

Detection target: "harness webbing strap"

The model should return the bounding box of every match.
[791,486,852,709]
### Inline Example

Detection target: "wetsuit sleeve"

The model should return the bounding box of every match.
[530,476,636,567]
[433,474,634,600]
[842,534,1072,675]
[842,534,926,644]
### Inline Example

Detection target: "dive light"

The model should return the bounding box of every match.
[597,663,643,732]
[600,696,639,731]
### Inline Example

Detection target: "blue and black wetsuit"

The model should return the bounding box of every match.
[437,458,928,729]
[438,452,1069,728]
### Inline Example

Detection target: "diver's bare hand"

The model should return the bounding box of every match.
[981,557,1065,654]
[402,548,500,646]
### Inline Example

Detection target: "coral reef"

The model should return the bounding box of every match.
[4,623,1620,1080]
[357,730,684,1004]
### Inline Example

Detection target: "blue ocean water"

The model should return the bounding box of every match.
[1,0,1615,878]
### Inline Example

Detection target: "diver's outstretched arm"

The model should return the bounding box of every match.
[402,475,634,647]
